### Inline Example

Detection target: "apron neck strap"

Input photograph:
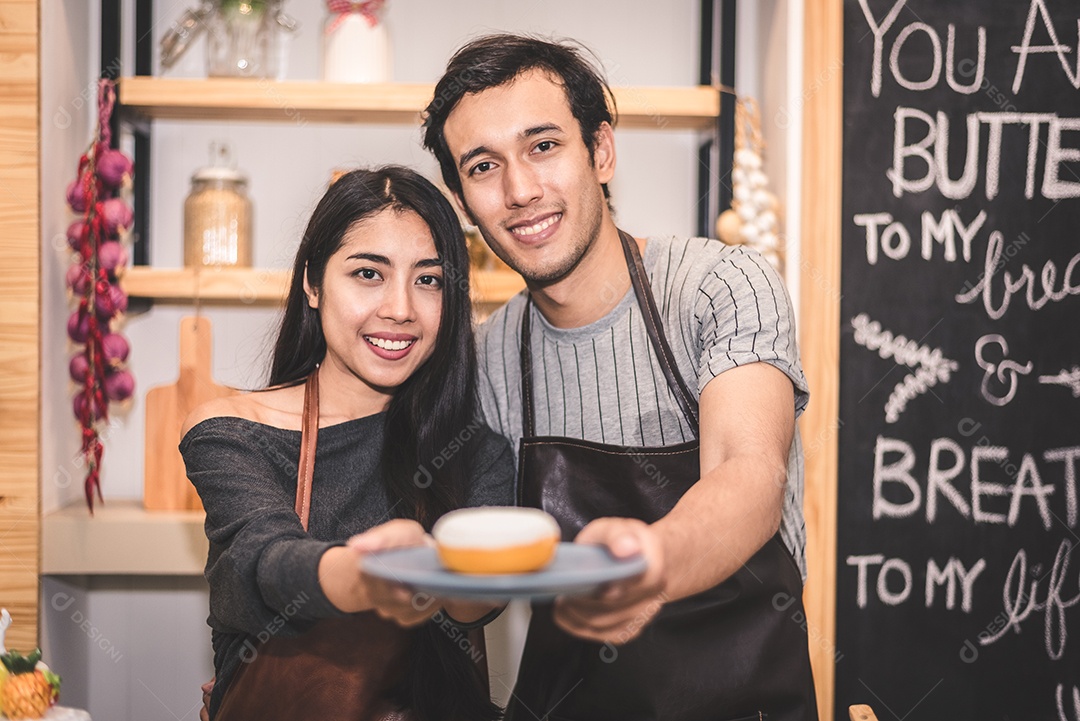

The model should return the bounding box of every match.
[519,230,700,439]
[617,229,700,430]
[519,303,537,438]
[295,369,319,531]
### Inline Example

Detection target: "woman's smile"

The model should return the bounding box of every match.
[363,332,418,359]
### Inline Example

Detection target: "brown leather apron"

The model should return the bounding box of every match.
[214,371,417,720]
[506,231,818,721]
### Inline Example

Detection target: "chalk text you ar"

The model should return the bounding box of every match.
[858,0,1080,99]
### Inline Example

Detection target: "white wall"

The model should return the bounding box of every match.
[41,576,213,719]
[40,2,219,717]
[40,0,97,518]
[40,2,800,718]
[39,0,98,704]
[736,0,804,315]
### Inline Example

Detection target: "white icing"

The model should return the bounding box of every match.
[433,507,559,549]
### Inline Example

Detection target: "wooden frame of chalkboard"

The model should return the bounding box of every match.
[801,2,843,720]
[807,1,1080,719]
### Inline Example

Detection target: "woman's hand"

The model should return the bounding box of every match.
[199,677,214,721]
[353,519,440,626]
[318,519,438,626]
[320,519,507,628]
[356,522,507,627]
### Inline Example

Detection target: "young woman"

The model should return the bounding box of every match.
[180,166,513,721]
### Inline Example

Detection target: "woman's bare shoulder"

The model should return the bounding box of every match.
[181,385,305,438]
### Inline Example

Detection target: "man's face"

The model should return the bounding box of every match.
[443,69,615,283]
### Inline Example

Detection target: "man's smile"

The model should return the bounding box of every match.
[509,212,563,241]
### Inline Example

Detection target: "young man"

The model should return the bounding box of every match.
[423,35,818,721]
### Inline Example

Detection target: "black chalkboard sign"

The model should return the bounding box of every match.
[837,0,1080,718]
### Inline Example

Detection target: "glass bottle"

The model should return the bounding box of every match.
[322,0,391,83]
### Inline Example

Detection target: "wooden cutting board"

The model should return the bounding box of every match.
[144,316,235,511]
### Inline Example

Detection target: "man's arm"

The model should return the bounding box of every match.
[553,361,794,643]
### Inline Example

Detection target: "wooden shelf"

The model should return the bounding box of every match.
[120,267,288,304]
[42,500,207,576]
[120,266,525,305]
[470,268,527,304]
[119,77,721,130]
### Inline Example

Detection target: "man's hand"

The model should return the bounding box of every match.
[553,518,669,644]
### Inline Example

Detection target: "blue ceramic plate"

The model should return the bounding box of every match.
[361,543,647,601]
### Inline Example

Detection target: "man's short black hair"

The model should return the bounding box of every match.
[422,33,617,200]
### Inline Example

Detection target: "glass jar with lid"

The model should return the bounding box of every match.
[160,0,298,79]
[184,144,252,268]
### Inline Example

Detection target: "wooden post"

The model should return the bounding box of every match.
[800,0,843,719]
[0,0,41,651]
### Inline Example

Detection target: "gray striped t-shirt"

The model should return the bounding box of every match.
[476,236,810,578]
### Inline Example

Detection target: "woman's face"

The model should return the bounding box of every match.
[307,208,444,402]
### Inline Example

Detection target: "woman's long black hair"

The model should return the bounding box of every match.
[269,166,499,721]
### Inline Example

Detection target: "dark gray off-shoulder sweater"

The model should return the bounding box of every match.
[179,413,514,718]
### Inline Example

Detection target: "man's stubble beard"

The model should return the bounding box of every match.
[471,185,606,285]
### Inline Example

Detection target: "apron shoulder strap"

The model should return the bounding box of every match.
[295,370,319,531]
[618,230,700,431]
[518,231,700,437]
[520,304,537,438]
